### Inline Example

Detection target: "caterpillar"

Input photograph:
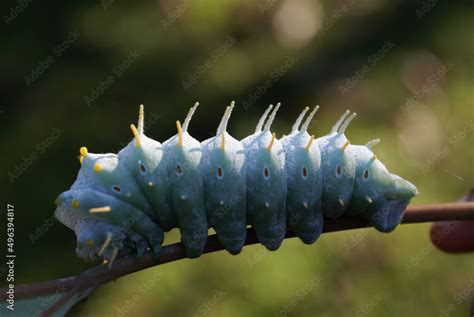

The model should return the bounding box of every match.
[54,102,418,266]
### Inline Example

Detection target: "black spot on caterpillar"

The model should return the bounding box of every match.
[54,102,418,266]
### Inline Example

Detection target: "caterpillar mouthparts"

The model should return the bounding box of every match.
[55,102,418,266]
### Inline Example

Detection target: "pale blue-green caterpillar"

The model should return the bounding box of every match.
[54,103,418,266]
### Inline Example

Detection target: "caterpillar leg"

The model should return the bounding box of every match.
[73,220,129,263]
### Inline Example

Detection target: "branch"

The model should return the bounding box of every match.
[2,200,474,317]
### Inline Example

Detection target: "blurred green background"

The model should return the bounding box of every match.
[1,0,473,316]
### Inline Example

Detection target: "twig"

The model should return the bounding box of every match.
[1,201,474,316]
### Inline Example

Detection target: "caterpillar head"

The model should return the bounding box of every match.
[54,190,126,263]
[74,221,129,263]
[368,171,418,232]
[363,158,417,198]
[351,141,418,201]
[350,141,418,231]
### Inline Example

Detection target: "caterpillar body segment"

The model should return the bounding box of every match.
[242,103,287,250]
[73,151,156,222]
[162,103,208,258]
[118,124,176,231]
[316,111,357,219]
[201,102,247,254]
[280,106,323,244]
[54,103,418,265]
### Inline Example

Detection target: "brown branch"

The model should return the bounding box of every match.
[2,201,474,316]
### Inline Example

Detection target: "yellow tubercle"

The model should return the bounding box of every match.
[267,132,276,151]
[86,238,94,247]
[89,206,112,213]
[305,135,315,152]
[130,124,141,147]
[370,155,377,162]
[71,199,80,209]
[176,120,183,146]
[220,132,225,150]
[340,140,350,152]
[80,147,88,157]
[54,197,61,207]
[94,163,102,173]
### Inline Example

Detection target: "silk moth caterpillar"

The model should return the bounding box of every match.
[54,103,418,266]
